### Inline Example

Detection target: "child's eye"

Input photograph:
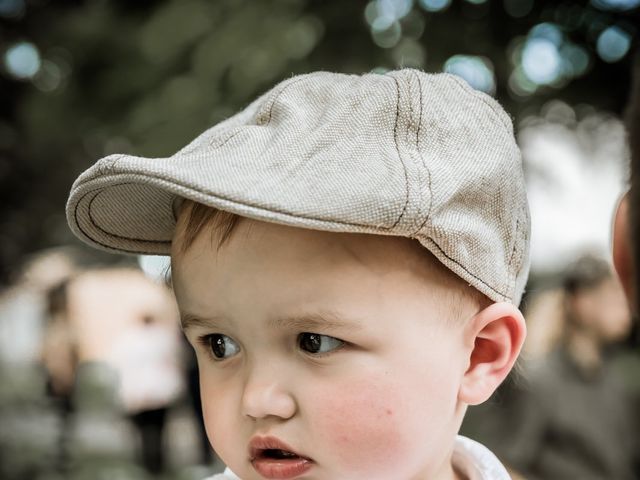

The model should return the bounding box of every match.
[202,334,240,360]
[298,332,344,354]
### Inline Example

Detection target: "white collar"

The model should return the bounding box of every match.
[452,435,512,480]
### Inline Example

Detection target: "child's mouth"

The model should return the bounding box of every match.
[261,449,301,459]
[249,437,313,479]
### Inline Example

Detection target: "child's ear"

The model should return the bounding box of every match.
[458,302,526,405]
[612,193,635,312]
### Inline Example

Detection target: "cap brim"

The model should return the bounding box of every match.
[67,126,409,256]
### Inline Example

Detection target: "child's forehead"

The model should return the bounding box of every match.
[175,226,462,332]
[175,214,437,276]
[171,215,472,323]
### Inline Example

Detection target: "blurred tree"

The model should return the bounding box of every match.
[0,0,638,285]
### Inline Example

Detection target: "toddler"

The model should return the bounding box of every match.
[67,69,530,479]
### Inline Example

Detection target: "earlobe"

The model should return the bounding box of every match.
[458,302,526,406]
[612,193,635,312]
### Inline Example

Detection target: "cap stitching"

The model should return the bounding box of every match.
[260,76,309,127]
[73,176,403,247]
[389,75,410,229]
[97,155,123,177]
[83,188,173,244]
[427,237,509,300]
[412,71,432,236]
[405,73,421,233]
[505,216,520,299]
[73,190,170,254]
[403,76,413,230]
[209,130,243,149]
[507,217,519,269]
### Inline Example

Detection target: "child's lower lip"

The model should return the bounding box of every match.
[251,457,313,479]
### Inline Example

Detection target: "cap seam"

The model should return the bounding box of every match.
[83,188,173,244]
[73,176,404,245]
[427,237,509,301]
[389,75,410,229]
[404,72,420,233]
[259,75,309,127]
[411,70,432,236]
[72,189,170,255]
[209,130,243,149]
[96,154,123,177]
[507,217,519,269]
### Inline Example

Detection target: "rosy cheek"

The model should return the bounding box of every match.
[200,388,221,447]
[200,377,236,458]
[310,377,411,473]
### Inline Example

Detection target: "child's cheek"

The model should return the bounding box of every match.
[310,377,411,473]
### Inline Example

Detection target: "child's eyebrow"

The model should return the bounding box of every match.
[180,311,363,333]
[267,312,364,333]
[180,313,226,332]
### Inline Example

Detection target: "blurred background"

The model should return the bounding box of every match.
[1,0,639,479]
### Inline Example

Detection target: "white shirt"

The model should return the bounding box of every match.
[452,435,511,480]
[204,435,511,479]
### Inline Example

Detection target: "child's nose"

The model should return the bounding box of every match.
[241,372,297,421]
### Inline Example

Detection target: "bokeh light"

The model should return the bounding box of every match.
[596,25,632,63]
[443,55,496,95]
[392,38,426,68]
[591,0,640,11]
[366,0,412,48]
[371,21,402,48]
[512,21,593,94]
[522,38,562,85]
[560,43,590,77]
[509,65,538,96]
[529,22,564,47]
[32,60,63,92]
[378,0,413,22]
[365,0,413,30]
[504,0,535,18]
[400,11,425,39]
[418,0,452,13]
[4,41,40,79]
[0,0,24,18]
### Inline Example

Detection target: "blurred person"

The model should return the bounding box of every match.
[66,70,530,479]
[498,254,636,480]
[520,287,565,362]
[613,51,639,314]
[0,248,77,368]
[64,267,186,474]
[0,250,79,480]
[40,278,79,473]
[42,279,78,402]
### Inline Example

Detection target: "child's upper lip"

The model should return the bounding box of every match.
[248,435,311,461]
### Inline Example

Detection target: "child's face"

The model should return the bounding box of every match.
[172,218,474,480]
